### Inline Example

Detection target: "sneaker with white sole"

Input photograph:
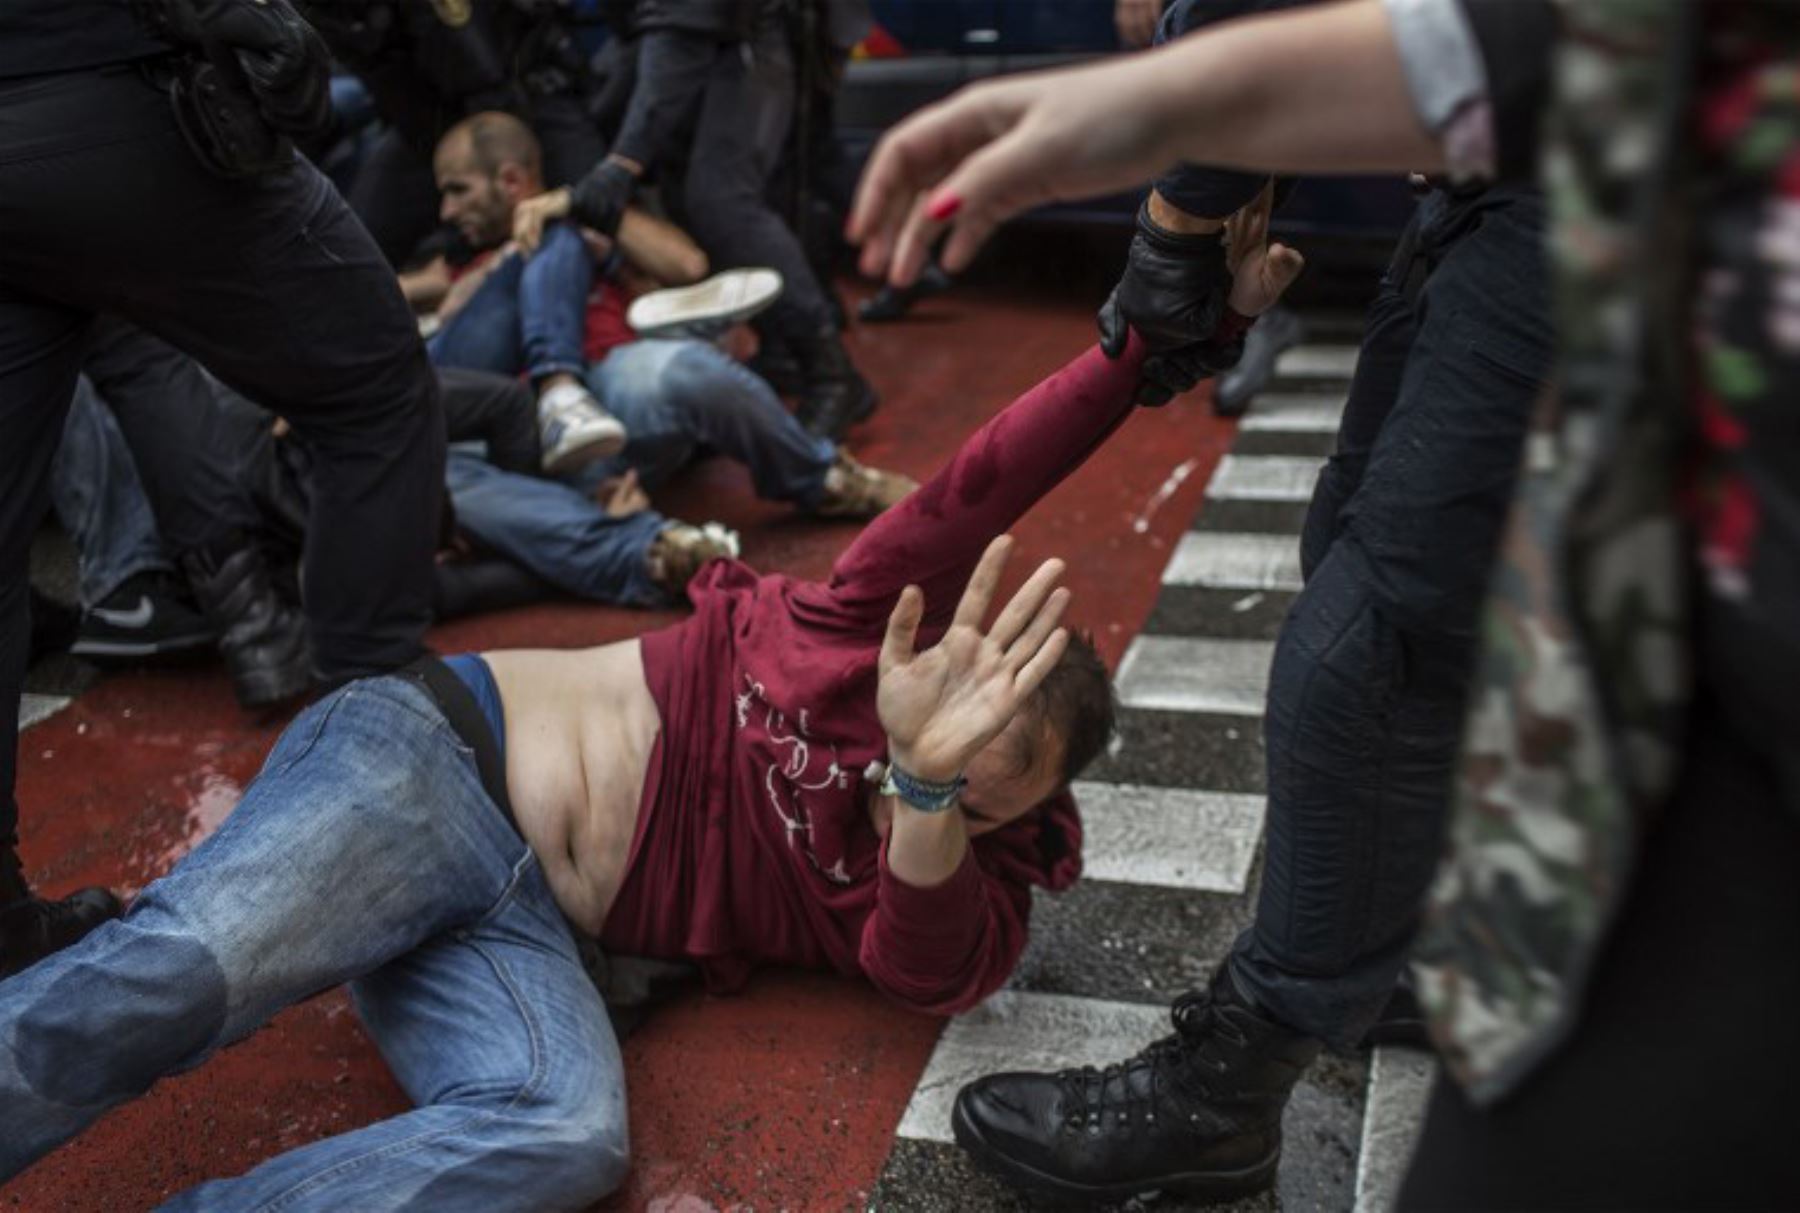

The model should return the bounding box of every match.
[644,521,741,599]
[538,380,627,476]
[627,268,784,340]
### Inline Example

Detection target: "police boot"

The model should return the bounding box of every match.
[953,964,1320,1205]
[0,846,120,981]
[794,327,877,442]
[181,535,312,710]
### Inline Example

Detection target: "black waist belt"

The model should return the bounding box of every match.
[400,656,521,840]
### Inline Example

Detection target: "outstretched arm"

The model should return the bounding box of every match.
[850,0,1436,285]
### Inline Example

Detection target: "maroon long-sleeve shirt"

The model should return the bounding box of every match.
[599,341,1143,1014]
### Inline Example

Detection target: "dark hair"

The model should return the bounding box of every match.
[1027,630,1116,786]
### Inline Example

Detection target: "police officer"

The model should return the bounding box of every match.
[0,0,445,978]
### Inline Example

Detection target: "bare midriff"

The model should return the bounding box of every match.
[483,641,662,937]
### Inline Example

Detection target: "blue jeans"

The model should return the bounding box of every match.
[0,678,628,1211]
[427,222,590,383]
[49,376,170,607]
[579,339,835,502]
[1230,185,1553,1047]
[447,340,834,606]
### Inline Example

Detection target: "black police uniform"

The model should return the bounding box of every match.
[0,1,444,943]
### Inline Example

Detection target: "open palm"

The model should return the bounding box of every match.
[878,537,1071,783]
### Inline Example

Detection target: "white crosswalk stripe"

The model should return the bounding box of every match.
[1354,1048,1438,1213]
[1206,453,1325,503]
[1277,344,1360,379]
[1163,531,1303,592]
[19,694,71,731]
[897,991,1170,1144]
[1240,391,1348,434]
[1115,635,1274,716]
[1071,781,1266,894]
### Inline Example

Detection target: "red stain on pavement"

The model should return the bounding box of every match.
[4,279,1234,1212]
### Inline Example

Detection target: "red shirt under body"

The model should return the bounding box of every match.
[599,342,1144,1015]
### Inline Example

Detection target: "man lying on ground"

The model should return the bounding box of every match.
[1,177,1297,1211]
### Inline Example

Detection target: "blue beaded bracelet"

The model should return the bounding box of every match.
[868,759,968,814]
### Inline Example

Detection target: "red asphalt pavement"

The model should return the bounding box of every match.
[5,278,1235,1212]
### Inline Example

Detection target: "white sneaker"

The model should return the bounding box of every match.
[538,380,627,476]
[626,268,784,339]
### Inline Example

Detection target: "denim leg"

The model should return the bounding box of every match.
[445,451,670,607]
[586,340,835,502]
[50,377,173,607]
[516,223,592,382]
[0,678,527,1180]
[1232,187,1552,1047]
[162,860,627,1213]
[428,253,529,378]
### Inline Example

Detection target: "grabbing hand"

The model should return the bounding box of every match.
[512,188,572,257]
[848,57,1179,286]
[568,158,638,241]
[1097,198,1231,406]
[878,537,1071,784]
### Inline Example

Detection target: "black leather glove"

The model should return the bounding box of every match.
[568,159,637,239]
[1098,202,1232,407]
[155,0,332,136]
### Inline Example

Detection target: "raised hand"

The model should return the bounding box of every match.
[878,537,1071,784]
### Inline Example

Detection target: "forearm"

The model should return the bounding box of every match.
[398,256,452,313]
[609,28,719,170]
[616,208,709,286]
[882,795,971,890]
[1136,0,1444,177]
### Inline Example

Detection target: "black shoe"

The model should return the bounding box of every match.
[28,588,80,664]
[1356,976,1430,1050]
[71,571,217,660]
[953,966,1321,1205]
[1213,305,1306,418]
[794,329,878,442]
[858,262,953,323]
[432,555,554,621]
[0,853,121,981]
[182,538,312,709]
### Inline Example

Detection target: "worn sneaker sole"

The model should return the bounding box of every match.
[951,1095,1280,1206]
[541,422,628,477]
[627,268,784,338]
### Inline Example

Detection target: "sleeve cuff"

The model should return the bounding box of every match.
[1382,0,1497,182]
[877,839,987,938]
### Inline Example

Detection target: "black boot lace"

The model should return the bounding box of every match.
[1054,988,1250,1137]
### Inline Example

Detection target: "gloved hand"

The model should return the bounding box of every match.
[154,0,332,136]
[1097,202,1232,407]
[568,159,637,240]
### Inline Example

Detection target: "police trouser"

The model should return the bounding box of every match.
[1227,184,1552,1047]
[0,63,445,852]
[662,27,839,343]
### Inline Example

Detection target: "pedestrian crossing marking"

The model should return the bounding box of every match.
[1276,345,1359,379]
[1115,635,1274,716]
[1163,531,1303,592]
[1353,1047,1438,1213]
[1240,392,1348,434]
[896,991,1171,1144]
[1072,781,1266,894]
[1205,454,1325,503]
[19,694,71,731]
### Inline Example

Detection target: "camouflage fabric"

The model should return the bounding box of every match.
[1410,0,1695,1104]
